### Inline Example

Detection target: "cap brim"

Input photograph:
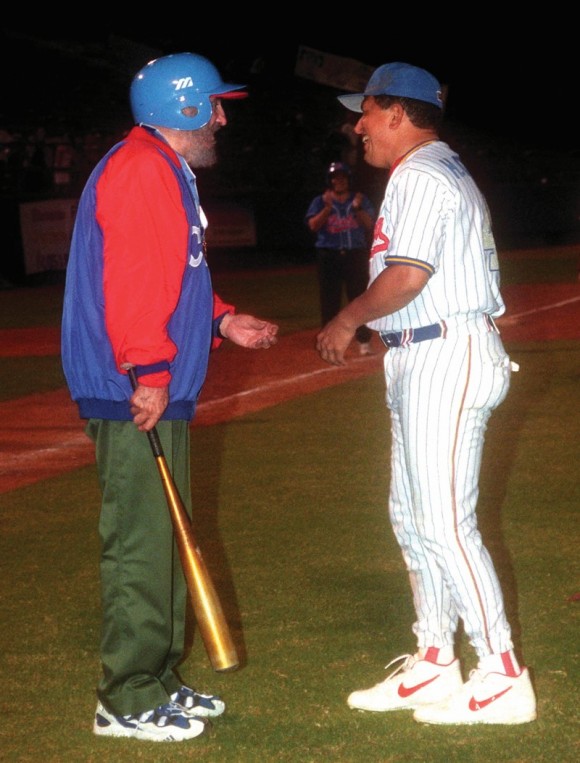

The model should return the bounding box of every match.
[212,85,248,99]
[337,93,364,112]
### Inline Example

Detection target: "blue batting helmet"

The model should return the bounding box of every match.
[130,52,247,130]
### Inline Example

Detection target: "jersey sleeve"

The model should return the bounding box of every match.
[383,169,451,276]
[305,195,323,223]
[96,145,188,387]
[211,291,235,350]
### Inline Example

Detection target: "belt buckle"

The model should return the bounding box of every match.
[381,332,400,348]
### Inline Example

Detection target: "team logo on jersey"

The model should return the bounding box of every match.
[370,217,389,258]
[189,224,204,267]
[189,252,203,267]
[191,224,203,244]
[327,217,359,234]
[439,155,467,179]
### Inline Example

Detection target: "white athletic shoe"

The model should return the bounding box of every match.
[413,666,537,725]
[93,700,207,741]
[347,653,463,712]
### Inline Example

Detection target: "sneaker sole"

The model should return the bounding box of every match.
[348,698,420,711]
[414,709,537,725]
[416,716,537,725]
[93,723,206,741]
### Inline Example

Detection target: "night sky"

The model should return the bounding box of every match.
[1,24,574,152]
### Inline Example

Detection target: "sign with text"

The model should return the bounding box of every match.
[19,197,256,274]
[19,198,77,274]
[295,45,374,92]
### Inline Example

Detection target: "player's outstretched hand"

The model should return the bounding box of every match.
[220,313,279,349]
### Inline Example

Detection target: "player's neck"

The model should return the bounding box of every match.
[389,134,439,176]
[401,135,438,160]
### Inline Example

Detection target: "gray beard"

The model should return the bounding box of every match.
[187,145,218,169]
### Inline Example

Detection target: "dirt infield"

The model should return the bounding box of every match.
[0,328,386,493]
[1,280,579,494]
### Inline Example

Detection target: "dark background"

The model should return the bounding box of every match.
[2,25,574,148]
[1,25,578,282]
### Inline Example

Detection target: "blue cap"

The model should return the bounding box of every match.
[337,62,443,112]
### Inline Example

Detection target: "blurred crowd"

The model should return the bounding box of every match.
[0,125,128,198]
[1,86,579,252]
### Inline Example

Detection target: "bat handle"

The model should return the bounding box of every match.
[126,367,164,456]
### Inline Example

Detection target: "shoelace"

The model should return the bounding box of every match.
[137,701,185,724]
[382,653,417,680]
[173,686,213,707]
[465,668,486,685]
[173,686,200,703]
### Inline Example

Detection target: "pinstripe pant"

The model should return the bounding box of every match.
[385,330,514,658]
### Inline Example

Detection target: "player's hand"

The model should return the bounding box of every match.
[130,384,169,431]
[322,190,333,206]
[316,317,355,366]
[352,192,364,209]
[220,313,279,349]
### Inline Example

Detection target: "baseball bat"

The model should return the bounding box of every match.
[128,368,239,672]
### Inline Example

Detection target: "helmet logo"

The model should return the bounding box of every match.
[174,77,194,91]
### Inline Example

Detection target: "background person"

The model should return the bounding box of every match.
[305,161,376,355]
[61,52,278,743]
[316,62,537,726]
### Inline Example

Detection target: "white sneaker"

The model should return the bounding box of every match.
[347,653,463,712]
[93,700,207,741]
[413,666,537,725]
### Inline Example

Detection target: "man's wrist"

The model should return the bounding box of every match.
[218,312,234,339]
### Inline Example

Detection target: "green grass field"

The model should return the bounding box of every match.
[0,249,578,761]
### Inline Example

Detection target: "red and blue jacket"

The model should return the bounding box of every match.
[61,126,234,421]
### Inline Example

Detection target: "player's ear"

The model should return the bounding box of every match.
[389,103,406,128]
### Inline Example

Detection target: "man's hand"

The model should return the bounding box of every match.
[317,265,431,366]
[129,384,169,431]
[322,189,334,207]
[316,316,356,366]
[352,192,364,210]
[219,313,279,349]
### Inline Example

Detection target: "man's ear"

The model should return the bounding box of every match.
[388,102,406,128]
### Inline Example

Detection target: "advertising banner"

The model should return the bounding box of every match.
[19,198,256,274]
[295,45,374,92]
[19,198,77,275]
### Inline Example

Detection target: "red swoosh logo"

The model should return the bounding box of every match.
[468,685,512,711]
[398,674,440,698]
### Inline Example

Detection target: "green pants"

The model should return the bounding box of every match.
[86,419,191,716]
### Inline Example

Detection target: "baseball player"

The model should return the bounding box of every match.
[305,161,376,355]
[316,62,537,725]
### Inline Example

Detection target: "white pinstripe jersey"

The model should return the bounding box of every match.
[367,141,505,333]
